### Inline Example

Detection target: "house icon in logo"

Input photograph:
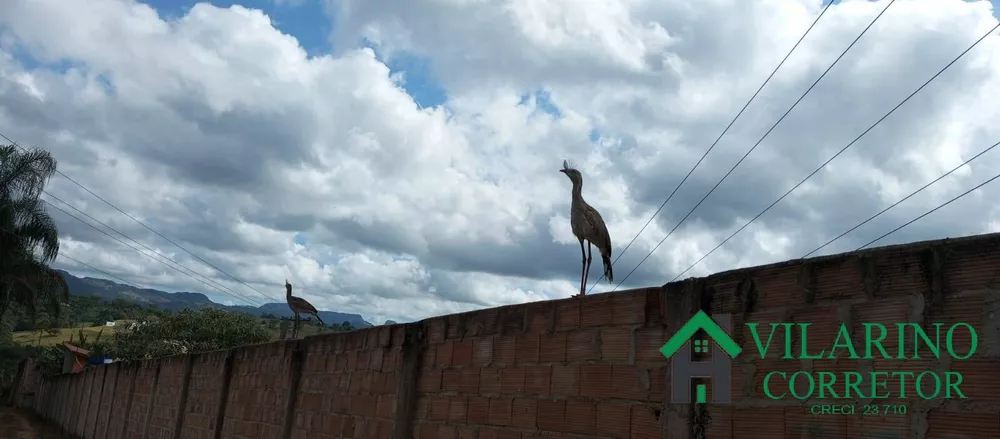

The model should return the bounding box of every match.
[659,311,741,404]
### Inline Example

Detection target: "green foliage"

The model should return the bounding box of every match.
[5,294,164,332]
[91,307,271,361]
[0,144,69,323]
[0,344,62,399]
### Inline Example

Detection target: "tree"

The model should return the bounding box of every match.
[90,307,271,361]
[0,144,68,323]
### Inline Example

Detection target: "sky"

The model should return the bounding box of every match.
[1,0,1000,325]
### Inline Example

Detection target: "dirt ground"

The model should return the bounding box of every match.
[0,406,68,439]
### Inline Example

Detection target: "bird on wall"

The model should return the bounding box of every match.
[285,279,324,338]
[559,160,614,297]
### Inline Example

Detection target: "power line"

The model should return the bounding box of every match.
[613,0,898,291]
[0,224,148,290]
[669,21,1000,282]
[583,0,836,295]
[0,131,280,303]
[39,191,265,306]
[857,171,1000,250]
[39,195,264,307]
[58,253,151,291]
[802,139,1000,259]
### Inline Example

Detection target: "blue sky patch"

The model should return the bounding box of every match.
[359,38,448,109]
[518,89,563,118]
[144,0,332,56]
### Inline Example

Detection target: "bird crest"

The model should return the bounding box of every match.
[562,159,578,171]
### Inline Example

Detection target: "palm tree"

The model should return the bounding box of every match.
[0,144,69,322]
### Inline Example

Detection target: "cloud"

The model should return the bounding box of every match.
[1,0,999,324]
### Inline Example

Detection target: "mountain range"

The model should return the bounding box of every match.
[56,269,373,328]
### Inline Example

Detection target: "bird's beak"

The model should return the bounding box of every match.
[559,169,566,173]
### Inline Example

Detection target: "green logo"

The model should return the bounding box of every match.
[660,311,739,404]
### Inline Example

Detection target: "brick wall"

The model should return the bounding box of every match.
[23,232,1000,438]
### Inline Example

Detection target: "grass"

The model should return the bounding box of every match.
[11,323,116,347]
[12,318,336,347]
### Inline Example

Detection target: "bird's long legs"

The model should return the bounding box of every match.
[293,313,300,339]
[582,242,592,297]
[576,238,586,297]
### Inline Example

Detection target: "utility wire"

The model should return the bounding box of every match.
[0,225,149,290]
[802,139,1000,259]
[39,191,264,306]
[39,196,264,307]
[669,21,1000,282]
[613,0,898,291]
[583,0,836,295]
[857,171,1000,250]
[0,131,281,303]
[59,253,152,290]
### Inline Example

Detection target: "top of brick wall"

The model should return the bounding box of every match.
[678,230,1000,287]
[393,231,1000,343]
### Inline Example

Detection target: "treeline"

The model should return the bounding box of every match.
[5,295,168,332]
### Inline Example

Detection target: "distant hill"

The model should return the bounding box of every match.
[383,320,398,325]
[55,270,373,328]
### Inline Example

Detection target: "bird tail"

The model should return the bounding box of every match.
[603,253,614,283]
[314,314,324,326]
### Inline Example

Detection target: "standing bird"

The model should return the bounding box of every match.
[559,160,613,297]
[285,279,324,338]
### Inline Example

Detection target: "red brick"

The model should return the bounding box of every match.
[488,397,512,426]
[785,407,843,438]
[473,338,494,366]
[442,369,463,393]
[550,365,578,397]
[565,400,595,435]
[480,368,501,395]
[443,368,481,394]
[538,333,567,363]
[555,300,580,331]
[429,318,447,342]
[845,408,908,437]
[448,397,468,423]
[612,290,647,325]
[416,422,438,439]
[579,364,613,398]
[342,417,356,437]
[479,428,499,439]
[500,367,525,395]
[580,294,613,327]
[950,359,1000,403]
[595,403,630,438]
[493,336,516,365]
[392,326,406,347]
[457,427,478,439]
[453,341,474,366]
[523,366,551,395]
[536,400,566,432]
[633,327,667,364]
[515,335,539,364]
[629,405,660,439]
[925,409,997,438]
[376,395,394,419]
[525,303,552,334]
[419,369,442,393]
[436,341,454,367]
[600,327,632,363]
[430,397,450,421]
[752,267,799,308]
[467,396,490,424]
[510,398,537,429]
[733,407,784,437]
[566,329,600,362]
